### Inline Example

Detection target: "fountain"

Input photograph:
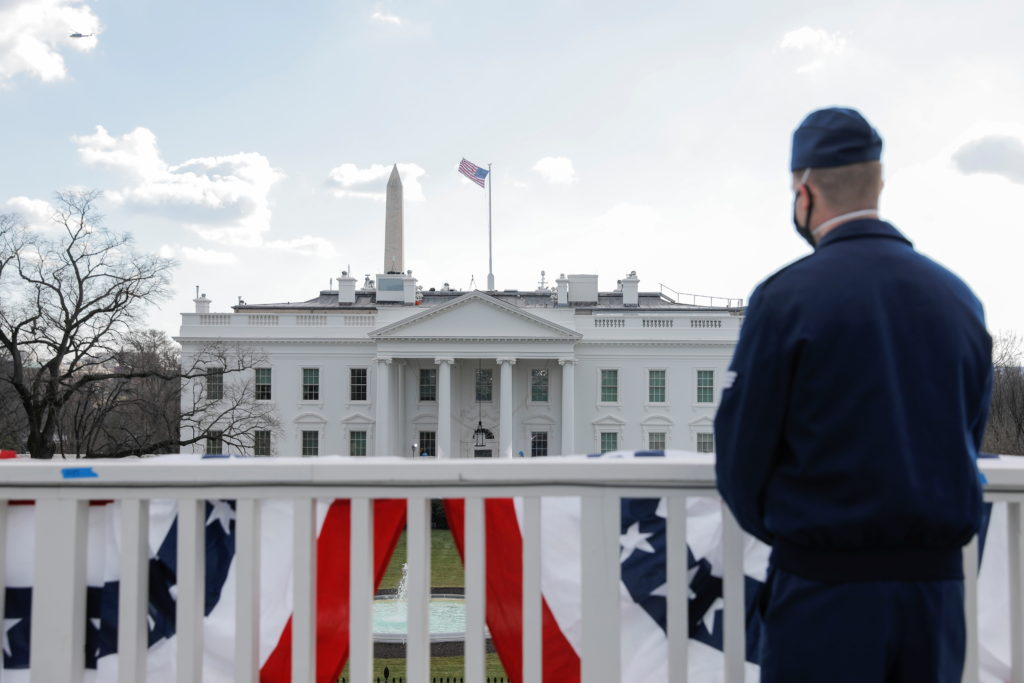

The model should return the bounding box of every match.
[372,563,487,653]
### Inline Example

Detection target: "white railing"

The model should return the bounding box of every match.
[0,456,1021,683]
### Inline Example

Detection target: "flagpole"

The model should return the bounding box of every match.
[487,163,494,291]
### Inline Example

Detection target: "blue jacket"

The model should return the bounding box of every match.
[715,219,992,581]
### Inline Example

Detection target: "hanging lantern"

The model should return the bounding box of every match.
[473,420,488,448]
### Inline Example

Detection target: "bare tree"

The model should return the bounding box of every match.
[0,191,276,458]
[983,331,1024,456]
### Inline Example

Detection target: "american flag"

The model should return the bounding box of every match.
[459,158,489,188]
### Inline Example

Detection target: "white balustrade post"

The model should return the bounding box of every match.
[375,357,392,456]
[522,497,543,683]
[1007,502,1023,683]
[667,495,689,683]
[721,504,745,683]
[235,498,261,683]
[349,498,374,682]
[177,499,206,683]
[436,358,453,459]
[498,358,516,458]
[464,497,486,682]
[406,496,431,682]
[962,534,980,683]
[581,494,621,682]
[559,359,575,455]
[293,498,317,683]
[31,499,88,683]
[119,499,150,683]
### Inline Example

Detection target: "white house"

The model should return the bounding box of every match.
[177,167,743,457]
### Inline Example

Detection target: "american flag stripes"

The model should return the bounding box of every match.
[459,158,489,187]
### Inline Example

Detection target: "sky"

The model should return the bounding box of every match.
[2,0,1023,339]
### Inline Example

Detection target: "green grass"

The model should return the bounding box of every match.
[379,529,466,590]
[340,653,508,680]
[365,521,508,680]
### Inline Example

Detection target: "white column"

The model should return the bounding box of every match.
[436,357,453,459]
[375,357,392,456]
[498,357,516,458]
[560,359,575,455]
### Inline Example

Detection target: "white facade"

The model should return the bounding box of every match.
[177,285,742,457]
[176,168,743,457]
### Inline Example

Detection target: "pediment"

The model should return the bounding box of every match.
[370,292,580,341]
[688,416,714,427]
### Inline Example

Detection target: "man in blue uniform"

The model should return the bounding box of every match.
[714,107,992,682]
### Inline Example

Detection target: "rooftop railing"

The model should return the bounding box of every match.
[0,455,1020,682]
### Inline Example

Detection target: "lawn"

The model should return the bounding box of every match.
[368,514,509,680]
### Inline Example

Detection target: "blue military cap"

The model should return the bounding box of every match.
[791,107,883,171]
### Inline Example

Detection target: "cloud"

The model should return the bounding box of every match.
[264,235,337,258]
[4,196,54,230]
[0,0,100,85]
[594,203,661,230]
[178,246,237,266]
[74,125,285,247]
[532,157,577,184]
[371,9,401,25]
[326,163,426,201]
[778,26,846,74]
[952,135,1024,185]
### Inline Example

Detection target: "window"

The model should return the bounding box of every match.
[302,368,320,401]
[255,368,272,401]
[531,431,548,457]
[600,431,618,453]
[648,370,666,403]
[253,430,271,456]
[648,432,666,450]
[206,430,223,455]
[206,368,224,400]
[697,432,715,453]
[301,430,319,456]
[350,430,367,456]
[419,368,437,401]
[697,370,714,403]
[530,369,549,402]
[475,368,493,402]
[418,431,436,457]
[600,369,618,403]
[350,368,368,401]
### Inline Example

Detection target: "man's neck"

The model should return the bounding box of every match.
[812,208,880,243]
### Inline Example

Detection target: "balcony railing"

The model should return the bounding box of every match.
[0,455,1021,682]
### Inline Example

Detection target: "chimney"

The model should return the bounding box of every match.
[621,270,639,307]
[556,274,569,306]
[567,274,599,305]
[338,270,357,305]
[194,293,211,314]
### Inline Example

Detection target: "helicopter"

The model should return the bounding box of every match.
[69,32,94,39]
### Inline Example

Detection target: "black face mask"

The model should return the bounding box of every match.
[793,185,815,248]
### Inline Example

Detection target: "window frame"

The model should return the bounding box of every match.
[696,369,715,404]
[301,429,320,457]
[529,368,550,404]
[599,368,619,404]
[302,367,320,402]
[254,367,272,401]
[530,430,549,457]
[419,368,437,402]
[350,367,368,402]
[475,368,494,402]
[349,430,367,456]
[206,429,223,455]
[599,431,618,453]
[647,368,667,404]
[206,367,224,401]
[418,430,437,457]
[253,430,271,456]
[648,431,667,451]
[696,432,715,453]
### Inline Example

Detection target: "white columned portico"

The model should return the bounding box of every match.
[375,357,392,456]
[497,358,516,458]
[560,359,575,455]
[435,358,454,459]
